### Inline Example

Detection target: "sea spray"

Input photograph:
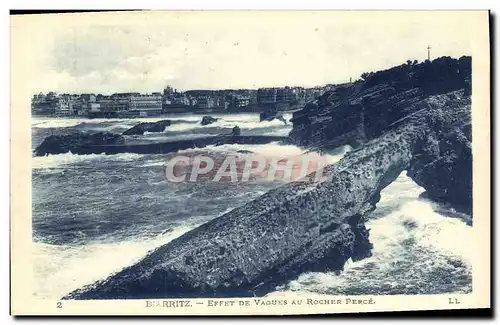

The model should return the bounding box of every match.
[267,172,472,297]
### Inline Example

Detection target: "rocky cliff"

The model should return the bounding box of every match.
[34,134,288,156]
[33,132,125,156]
[289,56,472,213]
[63,86,471,299]
[290,56,471,146]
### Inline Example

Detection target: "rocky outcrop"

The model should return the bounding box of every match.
[122,120,171,135]
[34,132,125,156]
[407,94,472,214]
[34,134,288,156]
[289,56,472,148]
[289,56,472,213]
[62,89,470,300]
[200,116,219,126]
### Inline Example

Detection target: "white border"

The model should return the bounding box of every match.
[3,2,497,324]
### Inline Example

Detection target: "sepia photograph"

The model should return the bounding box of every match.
[9,10,491,315]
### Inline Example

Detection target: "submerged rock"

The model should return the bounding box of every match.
[122,120,171,135]
[200,116,219,126]
[34,132,125,156]
[407,95,472,214]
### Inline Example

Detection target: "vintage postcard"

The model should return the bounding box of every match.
[10,10,490,316]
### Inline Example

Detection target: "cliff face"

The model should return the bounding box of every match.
[63,88,470,300]
[407,93,472,214]
[289,56,471,148]
[289,56,472,213]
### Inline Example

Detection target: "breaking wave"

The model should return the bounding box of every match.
[267,173,472,296]
[32,223,198,299]
[32,152,145,169]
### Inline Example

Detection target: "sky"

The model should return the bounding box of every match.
[11,11,481,95]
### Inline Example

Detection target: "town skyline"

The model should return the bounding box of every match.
[32,84,327,117]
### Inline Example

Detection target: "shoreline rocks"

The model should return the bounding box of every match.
[122,120,171,135]
[34,132,125,156]
[289,56,472,214]
[34,133,288,156]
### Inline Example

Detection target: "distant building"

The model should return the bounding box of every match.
[88,103,101,113]
[80,94,96,102]
[188,96,198,107]
[257,88,278,105]
[54,96,73,116]
[70,97,85,116]
[129,94,162,115]
[235,95,250,108]
[276,87,298,102]
[257,87,299,111]
[196,95,215,109]
[110,93,132,112]
[96,97,114,112]
[31,93,55,115]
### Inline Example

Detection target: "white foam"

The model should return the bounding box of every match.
[395,200,473,262]
[269,172,472,295]
[32,113,293,133]
[32,119,87,128]
[178,142,302,156]
[176,143,349,175]
[165,122,204,132]
[32,152,145,169]
[262,128,292,137]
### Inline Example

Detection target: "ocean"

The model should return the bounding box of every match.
[31,113,472,299]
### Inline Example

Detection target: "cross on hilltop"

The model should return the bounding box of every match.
[427,45,432,61]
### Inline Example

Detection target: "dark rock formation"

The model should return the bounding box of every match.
[34,132,125,156]
[62,89,470,300]
[289,56,472,214]
[289,56,472,148]
[407,94,472,214]
[34,134,288,156]
[200,116,219,126]
[236,149,253,154]
[122,120,171,135]
[232,125,241,136]
[260,111,287,124]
